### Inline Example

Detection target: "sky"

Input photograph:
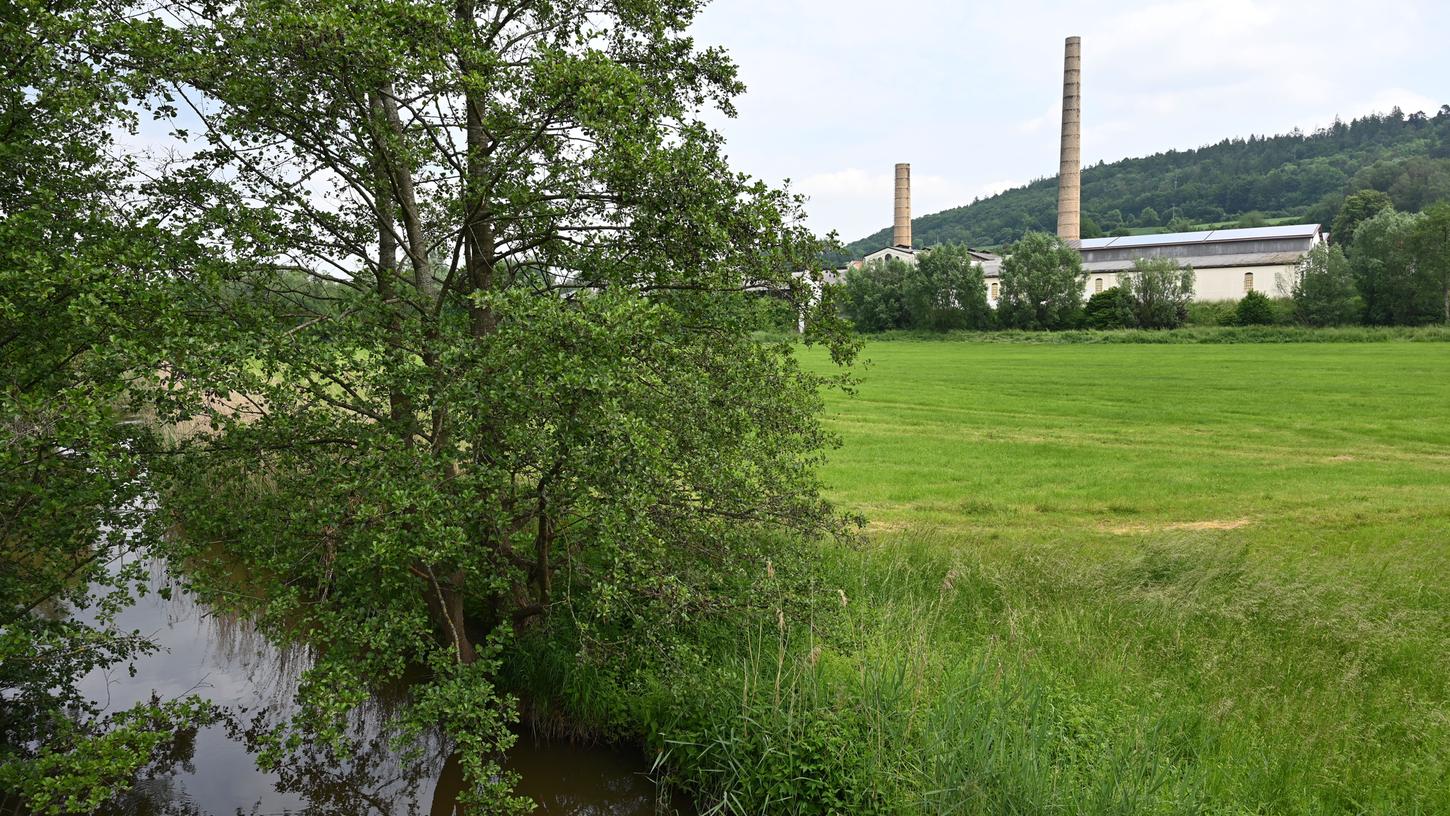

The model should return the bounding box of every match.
[687,0,1450,242]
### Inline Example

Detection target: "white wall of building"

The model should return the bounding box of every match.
[1082,265,1292,301]
[862,247,918,266]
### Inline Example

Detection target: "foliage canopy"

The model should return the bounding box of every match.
[995,232,1085,331]
[1118,258,1195,329]
[115,0,856,808]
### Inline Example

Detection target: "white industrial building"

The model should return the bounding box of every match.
[850,37,1324,310]
[1070,224,1322,300]
[977,223,1324,305]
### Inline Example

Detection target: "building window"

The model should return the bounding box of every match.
[990,282,999,300]
[883,253,892,262]
[1094,277,1104,293]
[1244,272,1254,292]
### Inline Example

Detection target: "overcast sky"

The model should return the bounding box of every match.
[688,0,1449,242]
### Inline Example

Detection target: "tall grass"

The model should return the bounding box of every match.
[620,529,1446,814]
[509,340,1450,814]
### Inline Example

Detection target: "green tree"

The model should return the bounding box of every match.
[1119,258,1195,329]
[1236,210,1268,228]
[1332,189,1393,247]
[1138,206,1161,227]
[909,244,992,331]
[842,258,911,331]
[1352,209,1436,324]
[129,0,855,809]
[997,232,1085,330]
[1234,290,1276,325]
[1166,216,1195,233]
[1,2,212,812]
[1288,243,1360,326]
[1410,202,1450,323]
[1083,286,1135,329]
[1386,157,1450,212]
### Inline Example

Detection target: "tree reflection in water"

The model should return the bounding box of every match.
[82,562,679,816]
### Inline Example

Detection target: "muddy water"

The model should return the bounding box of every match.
[78,561,687,815]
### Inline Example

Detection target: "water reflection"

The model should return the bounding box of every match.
[77,561,684,815]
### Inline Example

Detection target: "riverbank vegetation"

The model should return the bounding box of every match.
[4,0,857,811]
[6,1,1449,814]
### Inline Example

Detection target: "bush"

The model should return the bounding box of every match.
[1083,287,1135,329]
[913,244,993,332]
[1119,258,1195,329]
[1234,290,1276,325]
[754,294,800,333]
[1186,300,1238,326]
[857,325,1450,344]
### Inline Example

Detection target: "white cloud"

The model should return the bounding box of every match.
[795,168,974,238]
[691,0,1450,240]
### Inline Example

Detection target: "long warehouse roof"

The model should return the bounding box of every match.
[1077,223,1320,251]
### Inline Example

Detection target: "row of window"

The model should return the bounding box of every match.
[988,273,1256,301]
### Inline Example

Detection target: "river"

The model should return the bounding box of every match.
[73,558,688,815]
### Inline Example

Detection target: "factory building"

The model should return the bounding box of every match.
[1074,225,1322,299]
[850,35,1322,308]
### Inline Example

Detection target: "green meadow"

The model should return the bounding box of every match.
[782,340,1450,813]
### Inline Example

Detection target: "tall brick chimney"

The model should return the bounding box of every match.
[1057,36,1082,243]
[893,163,911,248]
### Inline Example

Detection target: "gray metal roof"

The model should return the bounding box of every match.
[1077,223,1320,251]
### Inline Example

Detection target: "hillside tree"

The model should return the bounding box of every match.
[1332,189,1393,247]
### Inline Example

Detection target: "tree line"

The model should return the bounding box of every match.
[838,198,1450,333]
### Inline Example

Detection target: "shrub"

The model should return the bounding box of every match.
[1119,258,1195,329]
[1083,287,1135,329]
[1234,290,1276,325]
[1186,300,1238,327]
[841,247,993,333]
[912,244,993,332]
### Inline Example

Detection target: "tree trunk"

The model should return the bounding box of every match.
[456,0,497,339]
[421,564,477,665]
[369,92,415,441]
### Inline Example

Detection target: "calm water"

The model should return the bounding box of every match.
[75,560,685,815]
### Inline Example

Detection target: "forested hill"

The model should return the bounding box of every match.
[842,106,1450,257]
